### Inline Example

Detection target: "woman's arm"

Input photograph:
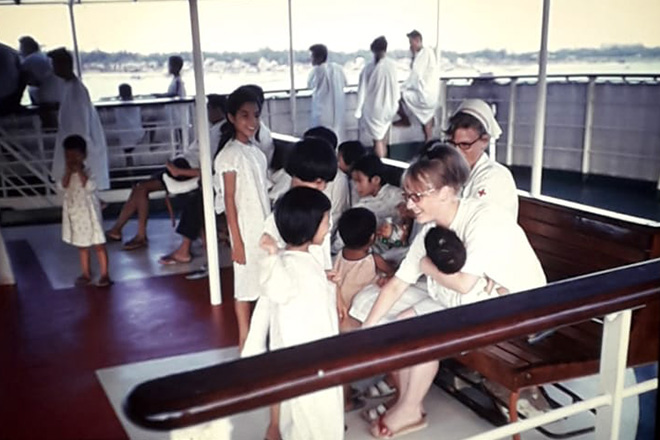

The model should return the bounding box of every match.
[223,172,245,264]
[420,256,479,294]
[166,161,201,178]
[362,276,409,328]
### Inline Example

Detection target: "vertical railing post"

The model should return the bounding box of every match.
[67,0,83,79]
[505,78,518,167]
[287,0,297,135]
[581,76,596,177]
[439,79,448,131]
[595,310,632,439]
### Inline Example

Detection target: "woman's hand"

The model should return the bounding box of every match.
[165,160,180,177]
[259,233,278,255]
[231,239,246,264]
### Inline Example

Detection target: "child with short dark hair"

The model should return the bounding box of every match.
[333,208,394,331]
[244,187,343,440]
[60,135,110,287]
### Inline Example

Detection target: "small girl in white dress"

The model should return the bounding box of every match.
[60,135,110,287]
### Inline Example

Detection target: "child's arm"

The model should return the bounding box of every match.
[166,160,201,178]
[223,171,245,264]
[420,256,480,294]
[373,253,395,277]
[61,167,72,189]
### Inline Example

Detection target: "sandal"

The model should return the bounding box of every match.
[364,379,397,400]
[159,254,193,265]
[122,236,148,251]
[105,231,122,242]
[74,275,92,287]
[96,276,113,287]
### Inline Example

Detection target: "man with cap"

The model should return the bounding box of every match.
[394,30,440,142]
[445,98,519,219]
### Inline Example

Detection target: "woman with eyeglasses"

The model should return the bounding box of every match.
[440,98,519,220]
[350,145,545,438]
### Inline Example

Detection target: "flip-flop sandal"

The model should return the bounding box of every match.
[159,254,193,265]
[96,276,113,287]
[105,231,122,242]
[371,414,428,439]
[361,403,387,423]
[122,237,148,251]
[364,379,397,400]
[74,275,92,287]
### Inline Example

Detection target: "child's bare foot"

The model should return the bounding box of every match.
[96,276,112,287]
[75,275,92,287]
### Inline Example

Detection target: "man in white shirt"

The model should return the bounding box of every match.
[307,44,347,142]
[355,36,400,158]
[394,30,440,142]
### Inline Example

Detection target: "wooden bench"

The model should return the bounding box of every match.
[447,194,660,438]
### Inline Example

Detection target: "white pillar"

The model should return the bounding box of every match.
[435,0,441,62]
[530,0,551,197]
[0,227,15,286]
[595,310,632,439]
[68,0,83,79]
[188,0,221,305]
[287,0,297,135]
[581,76,596,176]
[505,78,518,166]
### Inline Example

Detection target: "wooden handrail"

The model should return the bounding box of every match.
[124,259,660,431]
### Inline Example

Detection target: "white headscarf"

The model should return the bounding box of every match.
[454,99,502,140]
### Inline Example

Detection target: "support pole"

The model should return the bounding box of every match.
[287,0,297,135]
[68,0,83,79]
[188,0,221,305]
[505,78,518,166]
[435,0,441,62]
[581,76,596,176]
[530,0,551,197]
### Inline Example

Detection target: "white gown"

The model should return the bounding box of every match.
[355,57,400,141]
[245,251,343,440]
[215,138,270,301]
[463,153,519,220]
[61,172,105,248]
[308,62,347,141]
[52,78,110,190]
[401,47,440,124]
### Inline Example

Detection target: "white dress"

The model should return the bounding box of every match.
[401,47,440,124]
[244,251,343,440]
[308,62,347,142]
[355,57,400,141]
[61,172,105,248]
[52,78,110,190]
[463,153,519,220]
[215,138,270,301]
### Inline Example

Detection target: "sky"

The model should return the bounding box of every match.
[0,0,659,55]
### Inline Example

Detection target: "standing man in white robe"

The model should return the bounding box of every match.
[49,48,110,190]
[307,44,347,142]
[355,36,400,158]
[394,30,440,142]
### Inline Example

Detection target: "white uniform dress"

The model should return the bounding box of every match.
[350,198,546,322]
[52,77,110,190]
[401,47,439,125]
[463,153,519,220]
[308,62,347,142]
[243,250,343,440]
[215,138,270,301]
[61,172,105,248]
[353,183,404,227]
[253,121,274,166]
[323,171,350,233]
[355,57,400,141]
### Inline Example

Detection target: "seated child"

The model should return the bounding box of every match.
[333,208,395,331]
[351,154,412,258]
[243,187,344,440]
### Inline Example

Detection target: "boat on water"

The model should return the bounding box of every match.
[0,1,658,439]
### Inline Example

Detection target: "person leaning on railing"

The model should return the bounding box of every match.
[348,145,547,438]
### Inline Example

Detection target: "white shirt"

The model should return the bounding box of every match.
[463,153,519,220]
[396,198,546,308]
[353,183,404,227]
[308,62,347,141]
[355,57,400,140]
[323,172,351,232]
[401,47,440,124]
[253,121,274,166]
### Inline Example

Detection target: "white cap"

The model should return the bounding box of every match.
[454,99,502,140]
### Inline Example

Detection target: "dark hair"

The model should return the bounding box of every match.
[404,146,470,193]
[424,226,466,274]
[370,36,388,53]
[215,87,261,159]
[309,44,328,63]
[47,48,73,71]
[406,30,422,40]
[275,187,331,246]
[351,154,384,182]
[237,84,265,106]
[444,112,487,138]
[207,93,227,113]
[285,138,337,183]
[337,141,366,168]
[338,208,377,249]
[19,36,39,54]
[304,126,338,150]
[168,56,184,73]
[63,134,87,155]
[119,83,132,99]
[417,138,443,158]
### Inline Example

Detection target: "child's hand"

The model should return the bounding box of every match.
[397,202,415,220]
[326,270,339,283]
[259,233,278,255]
[231,239,246,264]
[420,256,436,276]
[376,274,392,287]
[336,294,348,322]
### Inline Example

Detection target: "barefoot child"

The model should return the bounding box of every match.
[60,135,110,287]
[247,187,343,440]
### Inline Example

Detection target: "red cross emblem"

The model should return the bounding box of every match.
[478,189,487,197]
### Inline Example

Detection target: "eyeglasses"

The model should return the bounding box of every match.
[446,136,484,150]
[402,188,436,203]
